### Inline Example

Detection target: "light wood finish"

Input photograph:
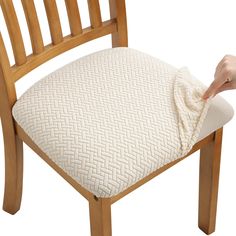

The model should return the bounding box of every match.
[0,34,11,85]
[2,135,23,215]
[15,124,93,200]
[87,0,102,28]
[15,124,94,202]
[111,132,215,204]
[199,128,223,235]
[21,0,44,54]
[0,0,27,65]
[15,122,215,208]
[0,34,23,215]
[65,0,83,36]
[43,0,63,45]
[0,1,226,235]
[89,197,112,236]
[12,19,117,82]
[109,0,128,47]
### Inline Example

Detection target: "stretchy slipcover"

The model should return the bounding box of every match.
[12,48,234,197]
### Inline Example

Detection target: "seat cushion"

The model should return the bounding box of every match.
[12,48,233,197]
[197,95,234,141]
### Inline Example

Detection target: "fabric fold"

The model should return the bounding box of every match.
[174,67,211,156]
[12,48,215,197]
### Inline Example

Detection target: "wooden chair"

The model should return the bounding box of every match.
[0,0,233,235]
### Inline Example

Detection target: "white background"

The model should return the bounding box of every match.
[1,0,236,235]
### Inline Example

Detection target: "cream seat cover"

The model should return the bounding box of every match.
[12,48,233,197]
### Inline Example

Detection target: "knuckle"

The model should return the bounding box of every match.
[222,61,229,68]
[223,54,232,60]
[221,61,232,74]
[223,66,232,75]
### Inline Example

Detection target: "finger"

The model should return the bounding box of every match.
[202,85,213,100]
[203,62,224,100]
[202,79,224,99]
[215,81,235,94]
[202,69,231,99]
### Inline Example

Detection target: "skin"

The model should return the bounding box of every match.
[203,55,236,100]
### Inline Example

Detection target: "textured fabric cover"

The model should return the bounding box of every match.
[12,48,233,197]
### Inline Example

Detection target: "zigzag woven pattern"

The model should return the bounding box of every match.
[12,48,210,197]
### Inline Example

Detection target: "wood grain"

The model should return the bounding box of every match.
[111,132,215,204]
[44,0,63,45]
[198,128,223,234]
[87,0,102,28]
[0,0,27,65]
[109,0,128,47]
[65,0,83,36]
[15,123,95,202]
[0,1,225,235]
[0,33,11,81]
[11,20,117,81]
[21,0,44,54]
[89,197,112,236]
[0,34,23,215]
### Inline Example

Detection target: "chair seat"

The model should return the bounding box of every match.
[12,48,234,197]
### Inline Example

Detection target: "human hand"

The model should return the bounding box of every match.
[202,55,236,100]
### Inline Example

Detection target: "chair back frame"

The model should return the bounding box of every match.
[0,0,127,215]
[0,0,128,107]
[0,2,223,236]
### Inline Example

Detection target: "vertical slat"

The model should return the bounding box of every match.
[43,0,63,45]
[109,0,128,47]
[0,33,14,104]
[87,0,102,28]
[0,0,27,65]
[0,33,11,78]
[65,0,82,36]
[21,0,44,54]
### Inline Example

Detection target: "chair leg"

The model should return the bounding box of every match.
[198,128,223,235]
[3,134,23,215]
[89,196,112,236]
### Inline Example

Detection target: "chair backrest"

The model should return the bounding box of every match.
[0,0,128,110]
